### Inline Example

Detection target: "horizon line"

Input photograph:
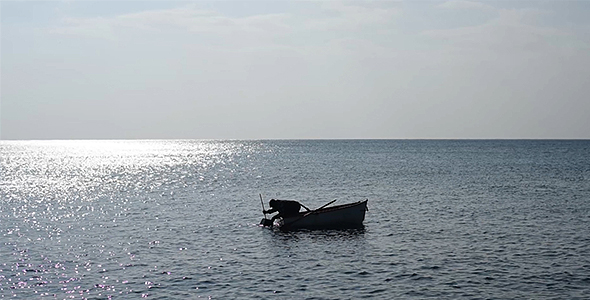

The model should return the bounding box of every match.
[1,138,589,142]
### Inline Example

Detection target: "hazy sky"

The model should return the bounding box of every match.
[2,1,589,139]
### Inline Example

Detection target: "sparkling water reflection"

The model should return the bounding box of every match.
[1,140,589,299]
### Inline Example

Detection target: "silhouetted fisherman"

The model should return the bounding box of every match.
[263,199,307,224]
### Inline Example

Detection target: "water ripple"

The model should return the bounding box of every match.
[1,140,590,299]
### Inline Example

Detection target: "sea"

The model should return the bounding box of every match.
[1,139,589,299]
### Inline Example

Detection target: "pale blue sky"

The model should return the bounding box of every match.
[2,1,589,139]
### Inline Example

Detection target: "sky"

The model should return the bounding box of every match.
[2,0,589,140]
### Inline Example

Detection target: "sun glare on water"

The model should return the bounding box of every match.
[1,140,258,205]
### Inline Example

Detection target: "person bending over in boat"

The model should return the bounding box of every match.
[263,199,307,223]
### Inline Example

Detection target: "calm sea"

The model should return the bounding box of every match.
[1,140,589,299]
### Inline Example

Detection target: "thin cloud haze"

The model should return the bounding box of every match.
[2,1,589,139]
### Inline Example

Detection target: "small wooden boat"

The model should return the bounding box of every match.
[276,200,368,230]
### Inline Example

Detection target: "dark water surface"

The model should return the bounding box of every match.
[1,140,589,299]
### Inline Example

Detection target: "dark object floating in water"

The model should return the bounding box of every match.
[260,199,368,231]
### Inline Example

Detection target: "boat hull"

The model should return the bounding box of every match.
[278,200,367,230]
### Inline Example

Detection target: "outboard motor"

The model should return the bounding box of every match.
[260,218,273,227]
